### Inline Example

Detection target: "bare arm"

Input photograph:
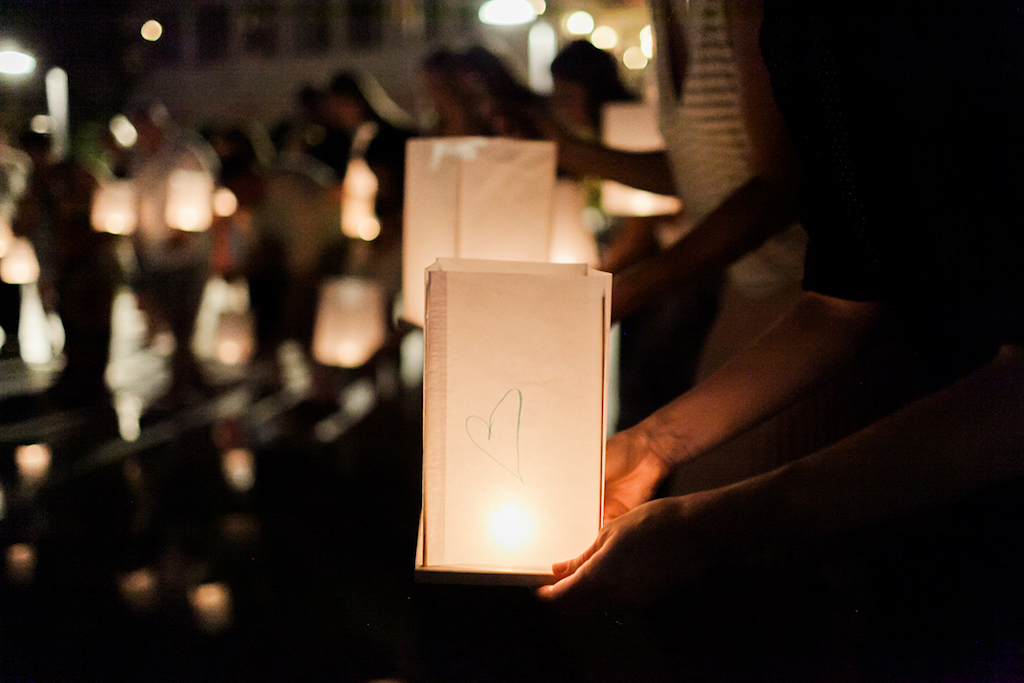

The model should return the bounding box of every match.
[611,0,802,319]
[543,328,1024,609]
[603,292,882,520]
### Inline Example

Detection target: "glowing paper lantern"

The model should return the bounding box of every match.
[340,157,380,240]
[165,169,214,232]
[402,137,558,327]
[193,278,255,365]
[312,277,387,368]
[600,102,682,217]
[0,237,40,284]
[417,258,611,582]
[549,179,599,265]
[91,178,138,235]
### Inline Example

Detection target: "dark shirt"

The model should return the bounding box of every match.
[761,0,1024,344]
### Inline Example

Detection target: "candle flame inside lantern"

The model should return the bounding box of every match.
[488,504,534,552]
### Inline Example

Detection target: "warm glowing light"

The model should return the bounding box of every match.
[190,582,232,633]
[109,114,138,148]
[0,50,36,76]
[488,504,535,551]
[357,217,381,241]
[549,180,599,265]
[91,179,138,235]
[591,25,618,50]
[479,0,538,26]
[565,10,595,35]
[120,568,158,611]
[340,158,378,239]
[15,444,51,485]
[165,169,214,232]
[528,20,557,94]
[115,393,144,442]
[212,187,238,217]
[640,24,654,58]
[623,46,648,70]
[0,237,40,284]
[6,543,36,584]
[312,278,387,368]
[528,0,546,13]
[30,115,52,134]
[221,448,255,492]
[141,19,163,42]
[213,310,254,365]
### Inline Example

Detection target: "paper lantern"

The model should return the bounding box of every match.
[340,157,380,241]
[91,178,138,235]
[192,278,255,365]
[549,179,599,265]
[165,169,215,232]
[417,258,611,583]
[312,277,387,368]
[600,102,682,217]
[402,137,558,327]
[0,237,39,284]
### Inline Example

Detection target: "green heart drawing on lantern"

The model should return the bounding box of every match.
[466,388,524,484]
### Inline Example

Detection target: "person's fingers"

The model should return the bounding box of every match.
[536,544,610,607]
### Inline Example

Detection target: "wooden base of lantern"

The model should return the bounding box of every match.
[414,566,556,586]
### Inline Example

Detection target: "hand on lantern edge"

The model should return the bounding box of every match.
[603,427,674,525]
[536,496,716,611]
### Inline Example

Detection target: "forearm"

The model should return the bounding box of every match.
[636,292,882,469]
[557,135,678,197]
[701,344,1024,556]
[611,175,799,319]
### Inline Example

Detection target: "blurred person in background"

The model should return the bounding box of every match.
[549,39,720,430]
[127,102,220,410]
[0,132,32,365]
[13,130,119,412]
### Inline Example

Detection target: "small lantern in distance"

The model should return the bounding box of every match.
[312,277,387,368]
[0,237,40,284]
[600,102,682,217]
[165,169,215,232]
[340,157,380,241]
[91,178,138,235]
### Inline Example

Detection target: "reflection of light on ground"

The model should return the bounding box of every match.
[6,543,36,584]
[16,443,51,485]
[190,582,232,633]
[221,448,255,492]
[488,504,534,552]
[119,568,158,611]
